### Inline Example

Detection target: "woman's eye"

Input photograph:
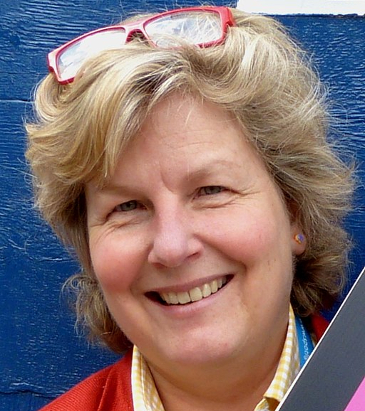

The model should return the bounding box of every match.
[114,200,139,212]
[198,186,226,196]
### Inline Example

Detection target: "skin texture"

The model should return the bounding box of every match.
[86,94,305,410]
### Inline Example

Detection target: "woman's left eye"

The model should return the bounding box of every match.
[198,186,226,196]
[114,200,140,212]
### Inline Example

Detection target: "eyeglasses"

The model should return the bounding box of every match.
[47,6,235,84]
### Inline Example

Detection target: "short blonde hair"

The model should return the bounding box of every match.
[26,8,354,352]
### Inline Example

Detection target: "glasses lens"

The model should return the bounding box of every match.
[145,11,222,48]
[57,29,127,81]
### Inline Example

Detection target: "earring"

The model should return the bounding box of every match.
[294,233,305,245]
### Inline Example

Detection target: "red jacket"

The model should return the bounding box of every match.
[39,315,328,411]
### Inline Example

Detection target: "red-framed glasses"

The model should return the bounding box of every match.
[47,6,235,84]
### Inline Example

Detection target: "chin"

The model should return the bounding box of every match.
[151,329,250,369]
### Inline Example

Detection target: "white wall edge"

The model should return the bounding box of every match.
[236,0,365,15]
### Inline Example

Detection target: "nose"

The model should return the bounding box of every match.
[147,204,203,268]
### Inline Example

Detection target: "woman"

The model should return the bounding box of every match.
[26,6,353,411]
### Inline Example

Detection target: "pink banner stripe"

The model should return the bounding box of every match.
[344,377,365,411]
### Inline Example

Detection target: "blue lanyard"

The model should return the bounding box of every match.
[295,316,314,367]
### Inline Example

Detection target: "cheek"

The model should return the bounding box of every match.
[207,206,295,290]
[89,234,143,292]
[209,211,285,262]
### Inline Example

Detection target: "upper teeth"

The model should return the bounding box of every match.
[160,277,227,305]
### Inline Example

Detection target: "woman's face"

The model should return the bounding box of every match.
[86,94,305,372]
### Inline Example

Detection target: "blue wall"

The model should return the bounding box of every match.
[0,1,364,410]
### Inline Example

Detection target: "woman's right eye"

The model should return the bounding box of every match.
[114,200,140,212]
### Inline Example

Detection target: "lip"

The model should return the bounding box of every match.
[148,274,231,295]
[145,274,233,308]
[150,277,233,320]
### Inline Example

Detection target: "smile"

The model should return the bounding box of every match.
[159,276,228,305]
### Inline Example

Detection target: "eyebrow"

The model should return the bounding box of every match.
[185,158,244,180]
[93,155,247,195]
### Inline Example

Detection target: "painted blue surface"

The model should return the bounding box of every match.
[278,15,365,284]
[0,1,364,410]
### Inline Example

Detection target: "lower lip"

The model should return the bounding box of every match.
[151,277,232,318]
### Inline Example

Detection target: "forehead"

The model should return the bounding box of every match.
[98,93,271,190]
[130,94,243,153]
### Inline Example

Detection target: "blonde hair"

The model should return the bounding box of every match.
[26,8,354,352]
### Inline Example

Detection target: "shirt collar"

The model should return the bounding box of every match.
[256,305,300,411]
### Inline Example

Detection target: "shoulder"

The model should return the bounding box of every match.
[309,313,329,341]
[39,349,133,411]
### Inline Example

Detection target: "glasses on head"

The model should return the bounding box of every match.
[47,6,235,84]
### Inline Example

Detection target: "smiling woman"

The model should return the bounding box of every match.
[85,95,303,380]
[25,5,354,411]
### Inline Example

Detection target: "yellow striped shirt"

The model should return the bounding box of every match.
[131,306,300,411]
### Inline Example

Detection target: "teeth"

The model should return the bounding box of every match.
[169,293,179,304]
[160,277,227,306]
[202,283,212,298]
[177,292,190,304]
[189,287,202,302]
